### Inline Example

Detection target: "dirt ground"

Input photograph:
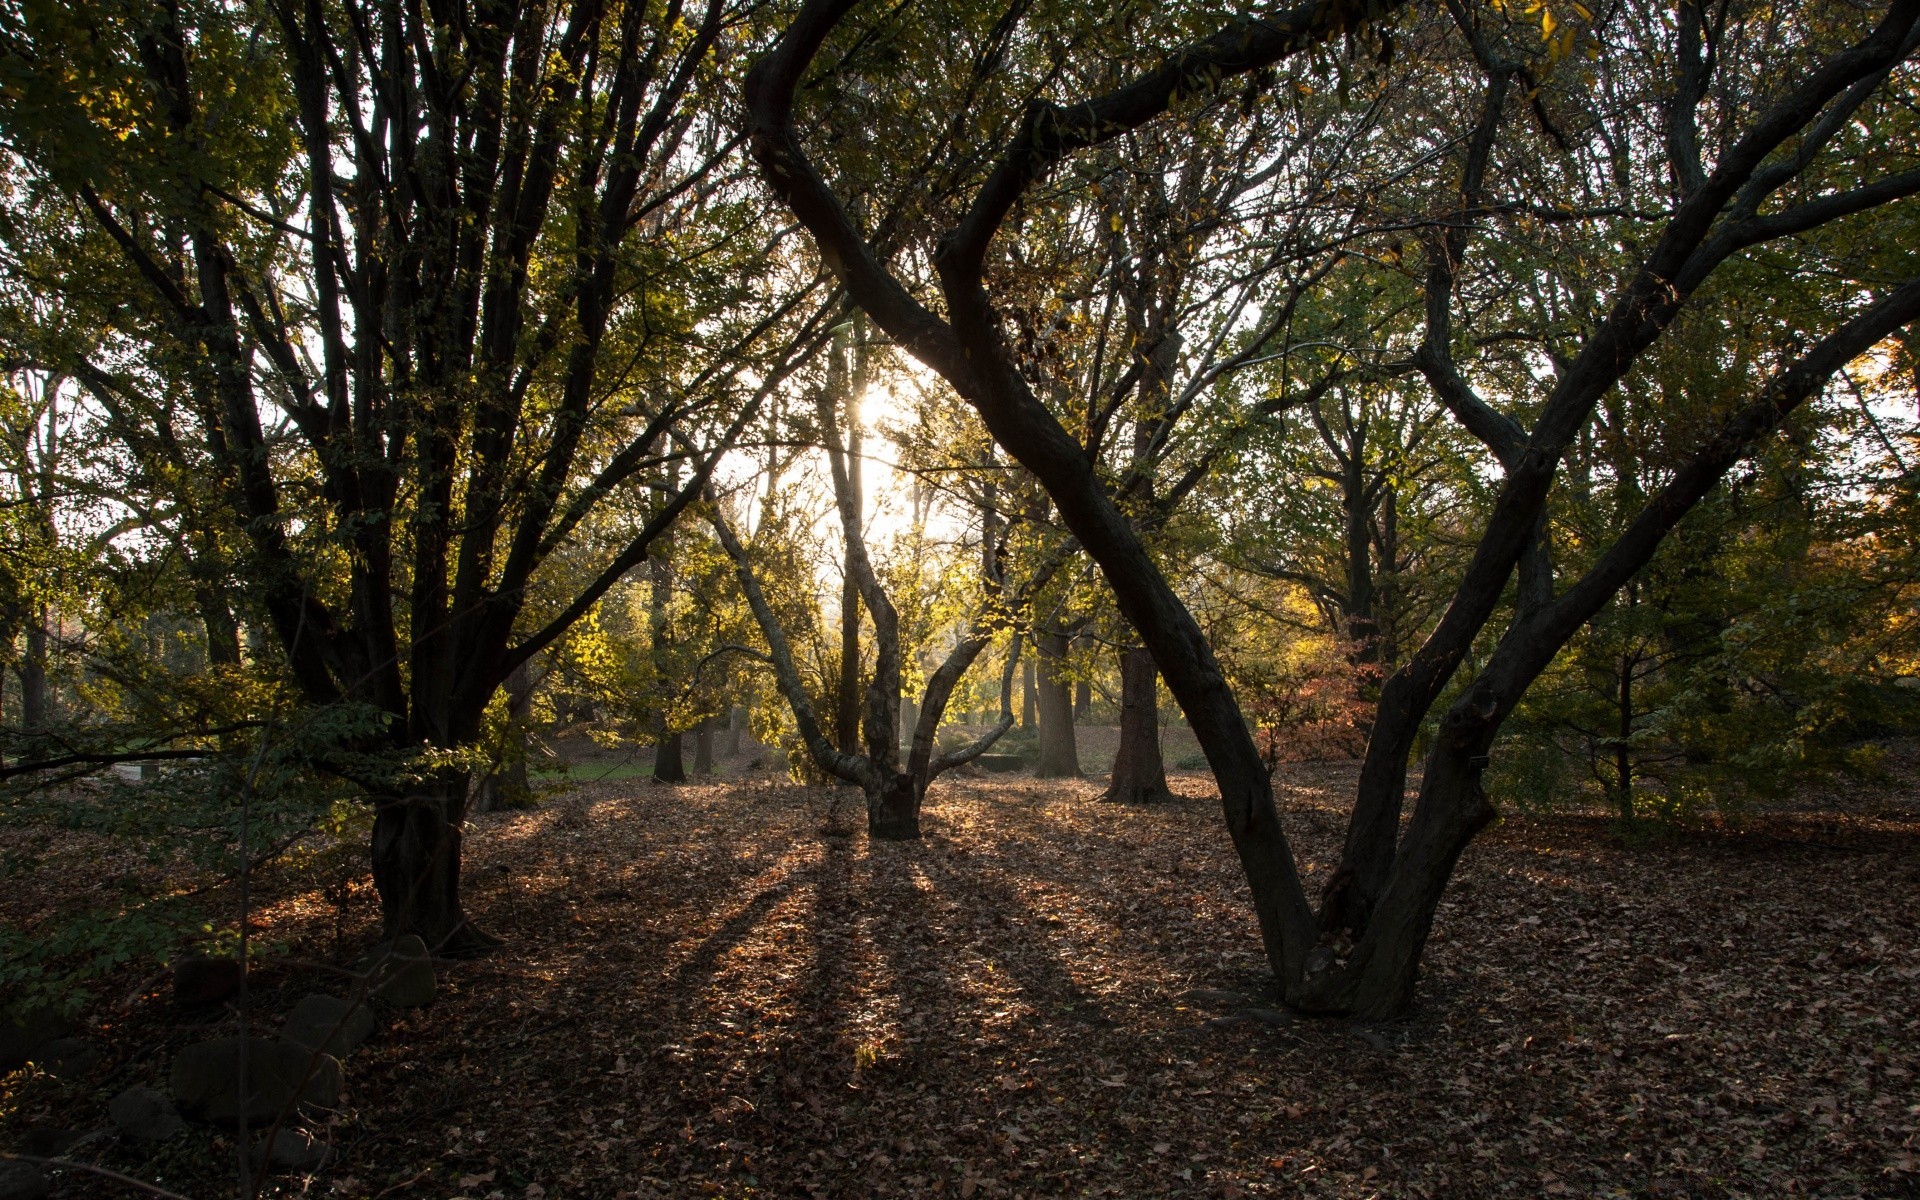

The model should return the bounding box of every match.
[4,756,1919,1199]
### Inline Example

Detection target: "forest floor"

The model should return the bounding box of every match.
[3,745,1920,1199]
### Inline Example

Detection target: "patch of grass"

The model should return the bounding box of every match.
[529,762,655,785]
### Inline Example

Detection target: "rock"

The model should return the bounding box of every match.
[110,1086,185,1142]
[974,753,1027,773]
[281,993,376,1057]
[252,1126,331,1171]
[0,1162,48,1200]
[0,1005,72,1071]
[170,1036,342,1127]
[356,935,435,1008]
[172,955,245,1007]
[18,1125,85,1156]
[35,1036,103,1078]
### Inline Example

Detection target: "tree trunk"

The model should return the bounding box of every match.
[1105,643,1171,803]
[1035,630,1080,778]
[868,770,920,840]
[654,729,685,782]
[473,659,535,813]
[900,696,919,750]
[19,615,47,732]
[836,322,865,756]
[197,585,242,666]
[370,773,495,955]
[695,717,714,776]
[727,705,744,756]
[1613,653,1635,820]
[1021,658,1036,730]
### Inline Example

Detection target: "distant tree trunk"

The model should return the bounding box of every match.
[1373,484,1402,669]
[694,717,714,775]
[1035,630,1079,778]
[1106,643,1171,803]
[197,586,241,666]
[900,695,919,749]
[727,705,744,756]
[1612,652,1635,820]
[654,729,685,783]
[1021,659,1036,730]
[473,660,536,813]
[19,613,47,732]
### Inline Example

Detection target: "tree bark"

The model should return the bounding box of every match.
[836,361,864,754]
[654,729,686,783]
[695,716,715,776]
[370,773,494,955]
[473,659,535,813]
[1035,630,1080,778]
[1105,643,1170,803]
[1021,658,1036,730]
[19,616,47,733]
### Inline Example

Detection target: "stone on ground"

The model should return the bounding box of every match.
[356,935,435,1008]
[170,1036,342,1126]
[0,1162,48,1200]
[281,993,376,1057]
[252,1126,331,1171]
[0,1005,72,1071]
[172,955,245,1007]
[34,1036,102,1078]
[109,1086,185,1142]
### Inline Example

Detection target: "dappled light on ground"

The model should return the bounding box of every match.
[5,766,1918,1197]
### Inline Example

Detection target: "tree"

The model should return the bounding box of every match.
[0,0,827,950]
[745,0,1920,1015]
[711,332,1051,837]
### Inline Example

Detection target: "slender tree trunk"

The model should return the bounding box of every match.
[370,771,494,955]
[1021,659,1036,730]
[1072,628,1092,721]
[1105,643,1170,803]
[695,716,714,775]
[727,705,744,756]
[1614,654,1635,820]
[19,614,47,732]
[474,659,535,812]
[836,414,863,756]
[1035,630,1080,778]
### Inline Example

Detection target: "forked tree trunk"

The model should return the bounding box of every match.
[744,0,1920,1021]
[1105,644,1171,803]
[370,773,494,955]
[868,770,919,840]
[1034,630,1079,778]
